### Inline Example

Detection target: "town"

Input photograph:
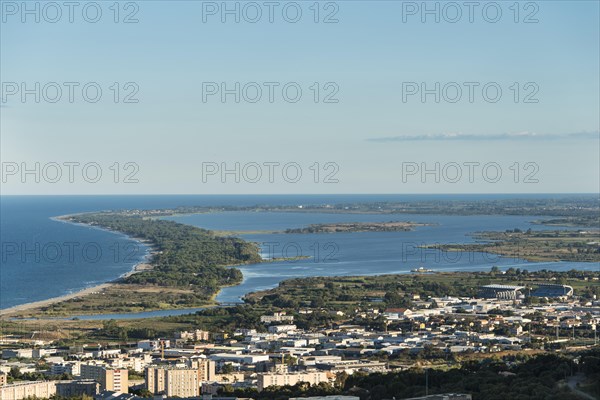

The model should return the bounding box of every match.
[1,276,599,400]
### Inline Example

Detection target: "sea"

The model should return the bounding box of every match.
[1,194,598,318]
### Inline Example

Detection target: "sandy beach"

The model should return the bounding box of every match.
[0,262,154,317]
[0,283,114,316]
[1,214,161,318]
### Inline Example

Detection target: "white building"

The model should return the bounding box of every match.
[268,325,297,334]
[0,381,57,400]
[261,312,294,324]
[50,362,81,376]
[257,371,331,391]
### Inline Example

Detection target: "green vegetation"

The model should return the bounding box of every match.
[27,197,593,315]
[68,212,260,287]
[31,285,208,316]
[111,270,598,338]
[127,196,599,219]
[428,229,600,262]
[6,366,72,384]
[2,270,599,347]
[33,213,262,315]
[340,350,600,400]
[245,270,600,313]
[221,349,600,400]
[284,221,432,234]
[533,216,600,228]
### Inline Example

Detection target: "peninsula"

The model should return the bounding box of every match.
[284,221,433,234]
[2,212,262,317]
[424,229,600,262]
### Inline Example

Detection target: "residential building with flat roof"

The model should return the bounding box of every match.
[257,371,331,391]
[0,380,56,400]
[80,364,128,393]
[146,363,218,398]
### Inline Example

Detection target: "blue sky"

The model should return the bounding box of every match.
[1,0,599,194]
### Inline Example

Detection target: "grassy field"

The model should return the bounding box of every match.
[29,284,208,316]
[426,229,600,262]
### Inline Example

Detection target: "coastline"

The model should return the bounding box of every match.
[0,283,113,317]
[52,213,157,248]
[0,263,153,317]
[1,212,258,318]
[7,208,596,319]
[0,213,157,317]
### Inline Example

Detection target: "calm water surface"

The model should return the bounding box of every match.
[1,194,597,316]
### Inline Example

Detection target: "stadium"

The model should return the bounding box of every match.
[478,283,574,299]
[530,284,574,298]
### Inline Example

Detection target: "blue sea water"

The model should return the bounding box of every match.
[1,194,598,313]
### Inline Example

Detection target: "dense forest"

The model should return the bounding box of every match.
[222,350,600,400]
[66,213,262,300]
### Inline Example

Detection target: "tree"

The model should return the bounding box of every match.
[221,363,235,374]
[335,371,349,389]
[130,388,153,397]
[9,366,22,380]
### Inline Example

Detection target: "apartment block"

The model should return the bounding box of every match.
[55,380,100,397]
[50,361,81,376]
[0,381,56,400]
[145,367,200,398]
[257,371,331,391]
[175,329,210,341]
[261,312,294,324]
[80,364,128,393]
[190,359,216,382]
